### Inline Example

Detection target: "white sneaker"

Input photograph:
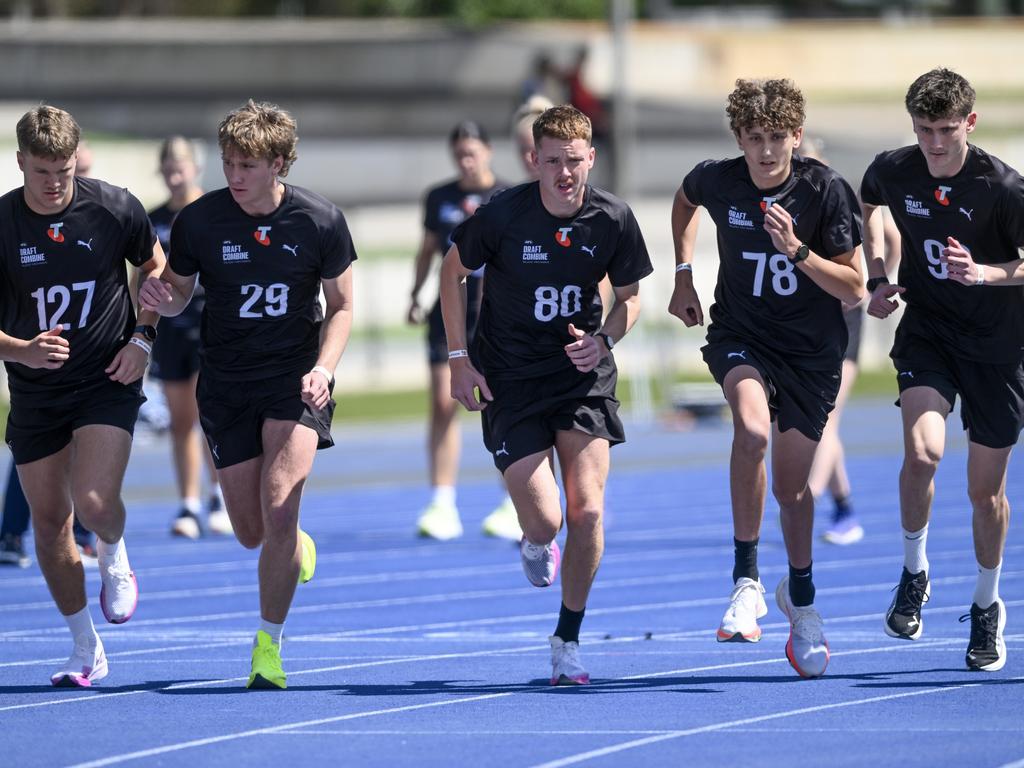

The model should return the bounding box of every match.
[207,509,234,536]
[171,510,201,540]
[51,635,107,687]
[98,539,138,625]
[776,577,830,678]
[481,497,523,542]
[520,537,560,587]
[549,636,590,685]
[416,502,463,541]
[717,577,768,642]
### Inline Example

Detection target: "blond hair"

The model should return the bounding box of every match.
[16,105,80,159]
[159,135,197,166]
[218,100,298,177]
[532,104,592,146]
[726,79,805,135]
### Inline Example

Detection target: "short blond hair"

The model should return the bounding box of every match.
[533,104,592,146]
[218,100,298,177]
[726,78,805,135]
[16,105,80,159]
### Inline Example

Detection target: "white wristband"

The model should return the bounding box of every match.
[976,265,985,286]
[311,365,333,382]
[128,337,152,355]
[448,349,469,360]
[675,263,693,273]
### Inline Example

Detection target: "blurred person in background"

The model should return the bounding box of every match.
[670,79,864,678]
[442,105,653,685]
[801,136,901,546]
[140,100,356,690]
[0,105,163,686]
[863,68,1024,672]
[407,121,512,541]
[148,137,231,540]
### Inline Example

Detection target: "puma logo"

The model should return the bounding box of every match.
[282,243,299,256]
[727,351,747,360]
[959,207,973,221]
[581,245,597,257]
[495,442,510,458]
[77,238,93,251]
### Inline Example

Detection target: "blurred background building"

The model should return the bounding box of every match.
[1,1,1023,407]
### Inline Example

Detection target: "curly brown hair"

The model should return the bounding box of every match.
[532,104,592,146]
[726,79,805,135]
[16,105,80,159]
[218,100,298,177]
[905,68,975,120]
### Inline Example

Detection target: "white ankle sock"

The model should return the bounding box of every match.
[182,496,201,514]
[64,606,97,646]
[432,485,456,508]
[258,619,284,647]
[902,524,929,574]
[973,562,1002,608]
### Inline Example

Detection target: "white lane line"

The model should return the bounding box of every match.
[64,693,513,768]
[527,677,1024,768]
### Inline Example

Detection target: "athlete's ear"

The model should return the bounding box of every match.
[791,126,803,150]
[965,112,978,134]
[15,151,24,172]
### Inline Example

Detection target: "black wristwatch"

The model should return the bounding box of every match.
[596,332,615,351]
[790,243,810,263]
[133,324,158,343]
[866,276,890,294]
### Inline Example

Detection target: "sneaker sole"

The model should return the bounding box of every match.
[716,628,762,643]
[523,540,561,588]
[821,528,864,546]
[884,580,930,641]
[550,673,590,686]
[100,572,139,625]
[298,530,316,584]
[785,635,830,679]
[51,659,108,688]
[247,674,286,690]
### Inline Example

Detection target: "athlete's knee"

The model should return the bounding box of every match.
[565,503,602,534]
[967,485,1005,517]
[520,512,560,545]
[903,443,942,479]
[732,425,769,463]
[71,491,121,532]
[772,481,809,511]
[262,504,299,540]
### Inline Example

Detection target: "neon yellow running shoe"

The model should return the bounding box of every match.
[247,630,286,690]
[298,529,316,584]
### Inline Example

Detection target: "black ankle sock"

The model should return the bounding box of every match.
[789,562,815,607]
[833,494,852,521]
[554,603,586,644]
[733,537,759,583]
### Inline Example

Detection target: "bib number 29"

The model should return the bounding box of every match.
[240,283,289,318]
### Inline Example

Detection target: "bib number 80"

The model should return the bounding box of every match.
[534,284,583,321]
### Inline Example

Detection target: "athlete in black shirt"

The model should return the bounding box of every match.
[140,101,356,690]
[670,79,864,678]
[441,105,653,685]
[407,121,511,541]
[148,137,231,541]
[861,69,1024,672]
[0,106,164,687]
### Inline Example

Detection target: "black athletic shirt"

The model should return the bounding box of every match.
[149,201,204,329]
[0,177,156,402]
[861,144,1024,364]
[169,184,356,381]
[452,182,653,381]
[683,155,862,370]
[424,178,507,250]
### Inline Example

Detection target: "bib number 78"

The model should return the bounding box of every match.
[742,251,798,297]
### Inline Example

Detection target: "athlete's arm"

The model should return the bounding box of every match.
[763,203,864,305]
[668,184,704,327]
[566,281,642,373]
[107,240,169,384]
[408,229,442,324]
[862,202,905,318]
[440,243,492,411]
[138,263,198,318]
[945,236,1024,286]
[301,264,354,410]
[0,327,69,369]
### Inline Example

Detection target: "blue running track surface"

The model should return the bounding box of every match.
[1,399,1022,767]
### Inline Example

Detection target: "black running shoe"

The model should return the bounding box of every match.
[0,533,30,568]
[960,599,1006,672]
[884,567,930,640]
